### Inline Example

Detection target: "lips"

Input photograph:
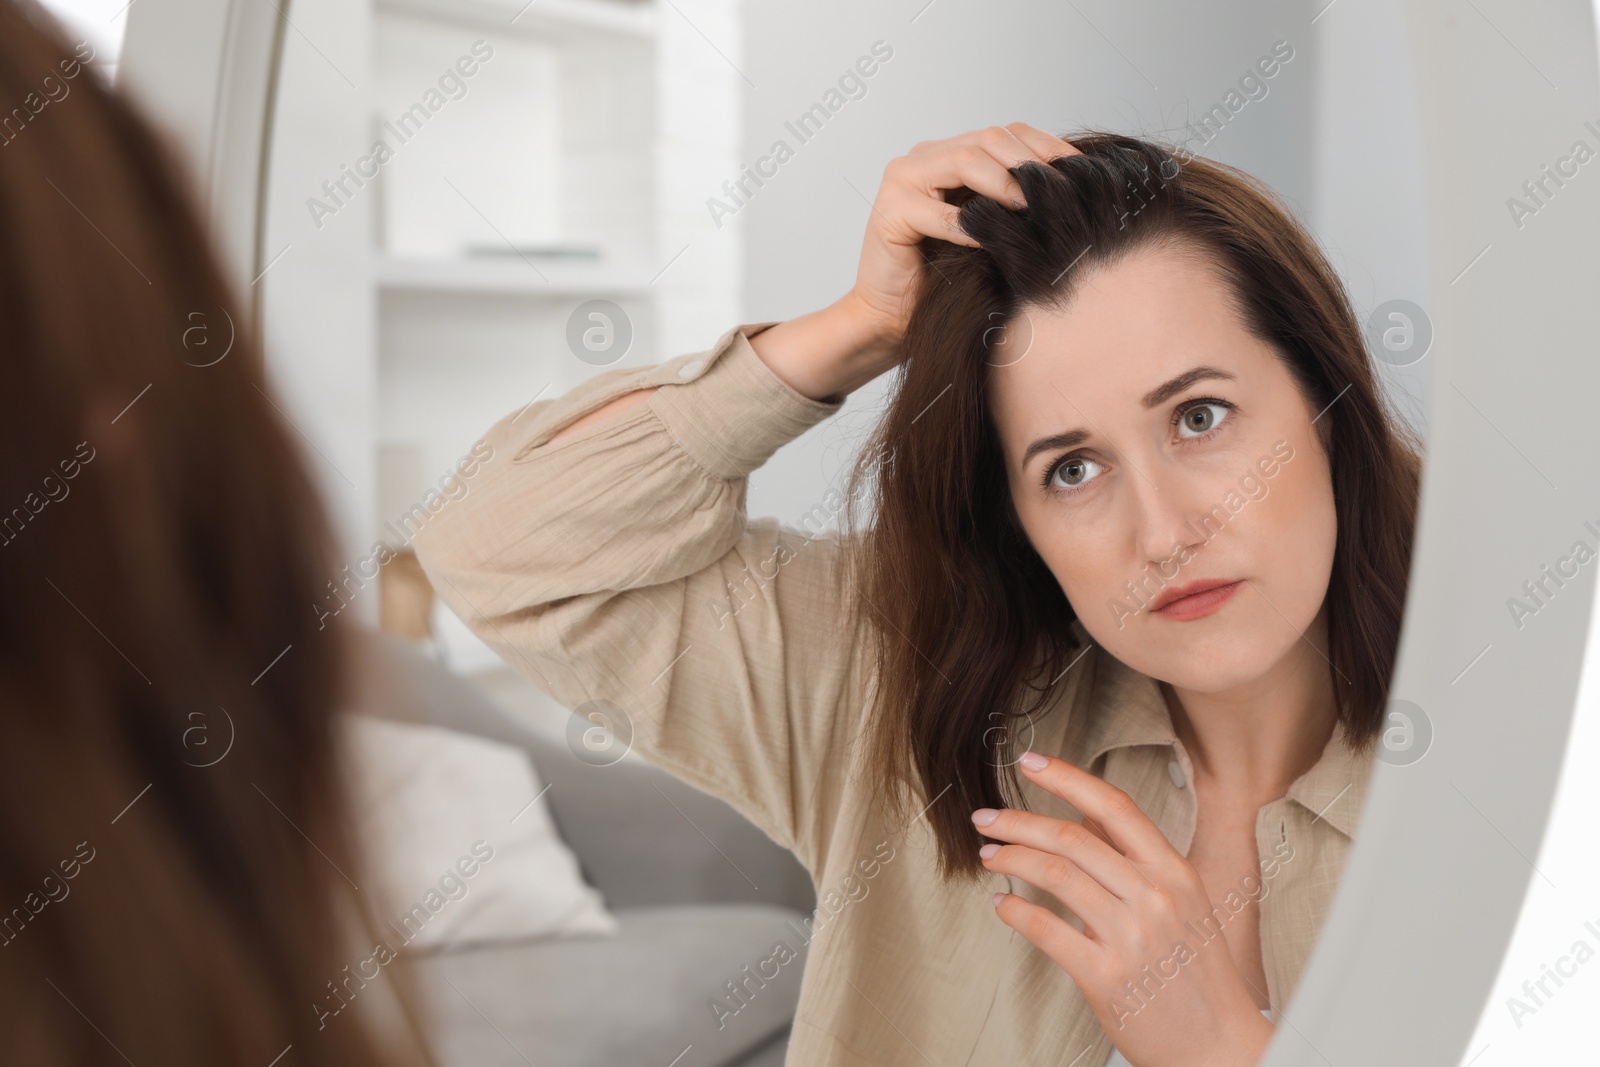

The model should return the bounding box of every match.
[1149,578,1244,615]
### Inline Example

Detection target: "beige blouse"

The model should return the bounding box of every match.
[411,319,1375,1067]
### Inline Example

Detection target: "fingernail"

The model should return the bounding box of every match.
[1019,751,1048,771]
[991,891,1007,907]
[979,843,1000,859]
[971,808,999,827]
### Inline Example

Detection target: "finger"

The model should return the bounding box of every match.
[982,841,1124,940]
[976,807,1148,901]
[901,135,1033,208]
[991,886,1100,978]
[1016,752,1174,864]
[999,121,1081,163]
[885,189,980,248]
[1080,813,1116,849]
[974,123,1053,170]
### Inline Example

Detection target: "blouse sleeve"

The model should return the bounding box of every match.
[410,321,863,873]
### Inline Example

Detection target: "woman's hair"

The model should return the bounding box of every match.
[0,3,431,1063]
[837,130,1424,883]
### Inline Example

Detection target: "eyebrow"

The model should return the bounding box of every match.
[1019,365,1239,472]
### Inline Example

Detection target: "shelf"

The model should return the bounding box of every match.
[375,254,658,297]
[375,0,657,41]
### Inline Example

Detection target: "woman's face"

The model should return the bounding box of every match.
[987,241,1337,694]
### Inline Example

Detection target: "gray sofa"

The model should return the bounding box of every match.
[347,626,817,1067]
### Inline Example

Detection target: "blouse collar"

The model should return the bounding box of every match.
[1054,617,1373,839]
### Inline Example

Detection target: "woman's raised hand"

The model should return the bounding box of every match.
[848,122,1078,349]
[749,123,1078,404]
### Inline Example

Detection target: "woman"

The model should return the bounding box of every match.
[0,2,433,1063]
[414,125,1421,1066]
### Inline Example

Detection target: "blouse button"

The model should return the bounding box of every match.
[1167,759,1187,788]
[679,359,705,378]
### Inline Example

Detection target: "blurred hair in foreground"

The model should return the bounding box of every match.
[0,1,434,1063]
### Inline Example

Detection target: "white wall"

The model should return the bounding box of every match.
[1310,0,1432,439]
[651,0,744,357]
[36,0,126,82]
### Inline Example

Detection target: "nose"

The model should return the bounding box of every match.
[1128,457,1211,573]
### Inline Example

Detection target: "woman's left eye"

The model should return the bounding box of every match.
[1175,399,1233,439]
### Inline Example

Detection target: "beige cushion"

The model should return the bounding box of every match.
[339,713,618,950]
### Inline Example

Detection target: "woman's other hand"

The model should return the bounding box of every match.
[750,123,1078,404]
[974,752,1277,1067]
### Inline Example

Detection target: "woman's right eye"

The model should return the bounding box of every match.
[1042,455,1105,496]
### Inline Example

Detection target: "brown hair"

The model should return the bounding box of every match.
[0,2,431,1063]
[837,131,1423,883]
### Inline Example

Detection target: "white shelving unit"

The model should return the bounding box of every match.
[366,0,742,670]
[374,253,657,296]
[377,0,658,41]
